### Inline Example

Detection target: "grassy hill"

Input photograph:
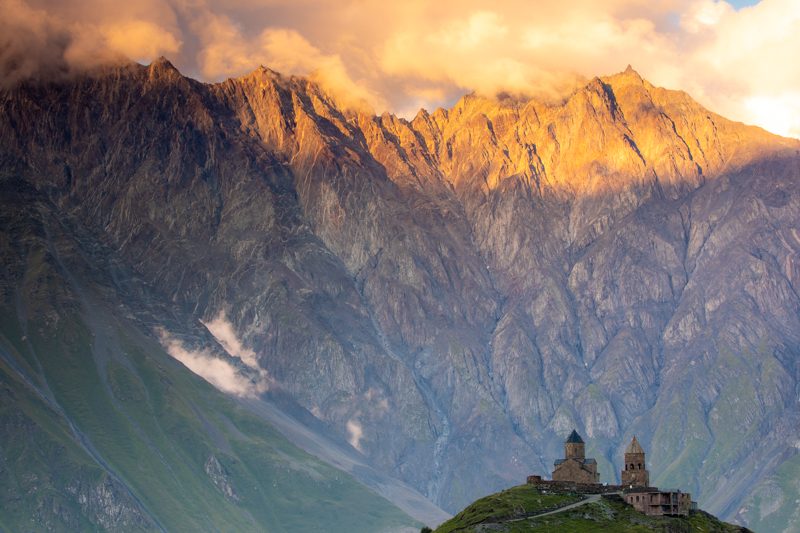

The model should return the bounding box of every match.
[433,485,751,532]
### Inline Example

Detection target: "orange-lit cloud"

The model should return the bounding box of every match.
[191,10,384,111]
[99,20,181,63]
[2,0,798,138]
[0,0,180,83]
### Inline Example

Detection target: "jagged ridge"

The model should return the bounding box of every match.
[1,58,799,531]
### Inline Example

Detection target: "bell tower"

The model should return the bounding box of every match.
[621,436,649,487]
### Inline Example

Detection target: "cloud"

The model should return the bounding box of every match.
[341,390,388,452]
[201,310,272,389]
[98,20,181,62]
[201,310,259,369]
[380,0,800,137]
[156,325,269,398]
[0,0,181,86]
[1,0,799,137]
[346,418,364,451]
[674,0,800,138]
[194,18,383,112]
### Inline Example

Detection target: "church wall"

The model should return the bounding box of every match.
[552,459,598,484]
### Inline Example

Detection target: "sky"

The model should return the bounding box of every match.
[1,0,799,138]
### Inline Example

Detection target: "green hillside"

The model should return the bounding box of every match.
[433,485,750,532]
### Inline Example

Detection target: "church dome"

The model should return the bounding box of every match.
[566,430,584,444]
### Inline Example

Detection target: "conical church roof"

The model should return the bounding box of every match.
[626,436,644,454]
[566,429,584,444]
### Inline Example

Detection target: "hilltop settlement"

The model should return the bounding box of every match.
[527,430,697,516]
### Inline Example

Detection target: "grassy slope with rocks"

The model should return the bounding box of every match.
[434,485,582,532]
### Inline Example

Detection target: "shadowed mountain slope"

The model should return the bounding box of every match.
[0,177,422,531]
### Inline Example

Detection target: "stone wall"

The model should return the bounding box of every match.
[526,478,622,495]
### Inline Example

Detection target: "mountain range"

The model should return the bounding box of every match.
[1,57,799,531]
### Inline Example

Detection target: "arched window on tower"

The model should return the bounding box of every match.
[637,463,642,470]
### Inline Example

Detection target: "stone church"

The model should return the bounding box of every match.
[535,431,695,517]
[551,430,600,483]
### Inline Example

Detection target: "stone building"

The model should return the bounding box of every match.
[620,438,696,516]
[621,436,649,488]
[530,429,697,518]
[551,429,600,484]
[624,488,693,516]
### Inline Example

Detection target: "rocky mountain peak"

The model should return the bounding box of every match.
[147,55,181,82]
[2,58,800,531]
[621,64,644,83]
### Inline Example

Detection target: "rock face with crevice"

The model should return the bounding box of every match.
[2,58,799,531]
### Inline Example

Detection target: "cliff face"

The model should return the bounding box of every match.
[0,151,421,531]
[1,58,799,530]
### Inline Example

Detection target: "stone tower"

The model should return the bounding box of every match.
[621,436,649,487]
[565,429,585,459]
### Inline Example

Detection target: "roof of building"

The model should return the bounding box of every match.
[625,487,686,495]
[626,436,645,455]
[554,457,596,466]
[566,430,584,444]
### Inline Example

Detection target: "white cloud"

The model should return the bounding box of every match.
[201,310,259,369]
[201,310,272,391]
[672,0,800,137]
[681,0,734,32]
[346,418,364,451]
[744,93,800,140]
[156,326,269,398]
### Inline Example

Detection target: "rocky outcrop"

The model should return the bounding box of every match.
[204,455,239,502]
[66,476,155,531]
[1,58,799,530]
